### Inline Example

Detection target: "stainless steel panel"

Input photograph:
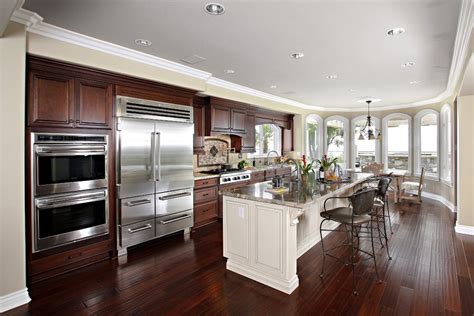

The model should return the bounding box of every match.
[33,189,109,252]
[155,188,193,217]
[119,219,155,248]
[155,210,193,238]
[119,194,155,226]
[154,121,194,193]
[116,118,156,198]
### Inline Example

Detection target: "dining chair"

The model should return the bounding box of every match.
[361,163,384,176]
[399,167,425,204]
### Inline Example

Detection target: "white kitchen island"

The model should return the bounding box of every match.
[221,172,371,294]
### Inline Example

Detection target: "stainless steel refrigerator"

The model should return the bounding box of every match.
[115,96,194,254]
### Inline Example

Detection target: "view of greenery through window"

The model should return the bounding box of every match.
[326,120,345,167]
[252,124,281,157]
[306,121,318,160]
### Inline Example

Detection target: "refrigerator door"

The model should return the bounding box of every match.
[116,118,156,199]
[154,121,194,193]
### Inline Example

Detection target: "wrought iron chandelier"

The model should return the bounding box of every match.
[357,100,381,140]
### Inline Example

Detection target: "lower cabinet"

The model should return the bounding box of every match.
[193,177,220,229]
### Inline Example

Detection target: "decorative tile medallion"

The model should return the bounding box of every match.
[198,138,228,166]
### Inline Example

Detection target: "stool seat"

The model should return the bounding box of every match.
[321,207,371,225]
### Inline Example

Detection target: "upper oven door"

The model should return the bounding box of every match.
[34,144,108,196]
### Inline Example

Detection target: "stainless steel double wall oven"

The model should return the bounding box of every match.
[31,133,109,252]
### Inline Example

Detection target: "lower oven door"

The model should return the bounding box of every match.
[34,189,109,252]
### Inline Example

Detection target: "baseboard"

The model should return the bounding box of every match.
[455,224,474,236]
[422,192,456,212]
[0,288,31,313]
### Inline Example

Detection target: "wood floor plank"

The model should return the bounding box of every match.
[4,199,474,316]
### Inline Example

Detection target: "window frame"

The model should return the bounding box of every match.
[413,109,440,179]
[305,114,324,162]
[248,123,282,158]
[440,104,453,185]
[351,115,381,169]
[324,115,350,168]
[382,113,412,173]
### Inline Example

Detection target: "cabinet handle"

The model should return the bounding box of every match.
[127,224,152,234]
[68,252,82,259]
[76,120,80,123]
[160,214,192,225]
[126,199,151,207]
[68,119,74,123]
[202,181,209,185]
[202,193,209,197]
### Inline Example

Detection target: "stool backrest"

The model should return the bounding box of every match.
[377,176,392,198]
[351,188,377,216]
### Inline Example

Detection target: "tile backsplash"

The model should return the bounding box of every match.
[197,137,229,167]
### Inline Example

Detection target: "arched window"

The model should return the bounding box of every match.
[250,123,282,157]
[324,116,349,168]
[382,113,412,172]
[305,114,323,161]
[351,115,381,169]
[440,104,452,183]
[414,109,439,178]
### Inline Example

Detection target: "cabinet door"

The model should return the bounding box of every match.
[75,79,113,129]
[230,108,246,134]
[28,71,75,127]
[242,114,256,153]
[211,105,231,132]
[193,105,205,153]
[283,128,293,153]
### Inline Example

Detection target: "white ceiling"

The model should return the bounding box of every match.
[23,0,462,109]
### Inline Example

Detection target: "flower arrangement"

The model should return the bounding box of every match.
[298,154,314,176]
[317,154,338,171]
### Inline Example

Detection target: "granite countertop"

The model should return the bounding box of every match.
[193,172,220,180]
[220,172,372,208]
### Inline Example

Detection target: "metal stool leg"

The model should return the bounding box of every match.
[385,195,393,234]
[370,217,381,283]
[382,202,392,260]
[319,219,326,278]
[350,224,358,295]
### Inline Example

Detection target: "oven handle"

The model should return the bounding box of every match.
[36,145,106,153]
[158,192,191,201]
[36,192,107,210]
[127,224,152,234]
[159,214,192,225]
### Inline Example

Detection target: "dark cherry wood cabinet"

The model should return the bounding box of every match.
[230,108,246,134]
[193,177,219,229]
[210,104,231,133]
[28,70,75,128]
[75,79,113,129]
[241,113,256,153]
[192,96,206,154]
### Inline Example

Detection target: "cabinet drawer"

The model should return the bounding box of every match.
[251,175,266,184]
[252,171,265,178]
[119,194,155,226]
[276,167,292,176]
[194,200,218,224]
[194,177,219,189]
[119,220,155,248]
[194,186,218,203]
[265,168,276,180]
[156,210,193,237]
[156,189,193,217]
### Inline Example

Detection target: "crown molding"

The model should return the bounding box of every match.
[9,2,474,112]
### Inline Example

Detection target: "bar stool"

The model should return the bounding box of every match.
[319,187,380,295]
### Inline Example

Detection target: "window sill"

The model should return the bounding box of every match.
[440,178,453,187]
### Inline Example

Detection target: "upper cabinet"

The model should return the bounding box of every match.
[28,68,113,129]
[28,71,75,128]
[241,112,256,153]
[206,97,248,135]
[210,104,231,133]
[230,108,246,134]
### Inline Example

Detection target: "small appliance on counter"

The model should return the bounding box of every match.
[115,96,194,255]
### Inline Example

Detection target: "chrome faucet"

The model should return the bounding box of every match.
[281,158,302,182]
[266,150,279,167]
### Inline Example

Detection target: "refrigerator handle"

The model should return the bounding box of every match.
[155,132,161,181]
[150,132,156,182]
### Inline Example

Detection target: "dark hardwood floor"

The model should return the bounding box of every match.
[4,198,474,315]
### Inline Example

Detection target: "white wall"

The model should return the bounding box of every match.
[0,22,30,311]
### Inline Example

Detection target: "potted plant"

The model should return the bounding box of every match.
[298,155,314,179]
[317,154,338,179]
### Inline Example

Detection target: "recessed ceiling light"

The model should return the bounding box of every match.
[348,89,357,92]
[290,52,304,59]
[225,69,235,74]
[357,97,381,103]
[387,27,405,36]
[402,62,415,67]
[205,3,225,15]
[134,39,152,46]
[326,75,338,79]
[270,85,277,89]
[410,80,420,84]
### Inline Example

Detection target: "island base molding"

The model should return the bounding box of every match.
[226,261,299,294]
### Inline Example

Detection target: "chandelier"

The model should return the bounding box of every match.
[357,100,381,140]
